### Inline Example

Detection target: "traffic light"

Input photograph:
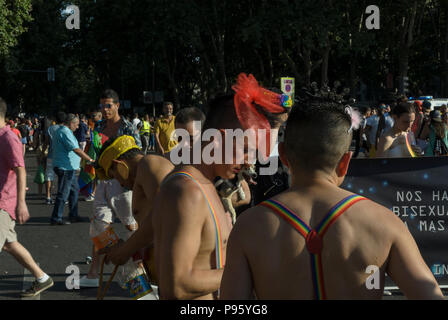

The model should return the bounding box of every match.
[403,76,409,94]
[47,68,55,82]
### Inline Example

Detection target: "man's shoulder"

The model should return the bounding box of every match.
[120,118,138,133]
[160,172,205,202]
[141,154,173,170]
[0,127,19,143]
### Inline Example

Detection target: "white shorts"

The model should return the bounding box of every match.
[90,180,136,235]
[79,141,87,152]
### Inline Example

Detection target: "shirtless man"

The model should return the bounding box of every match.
[152,88,287,300]
[98,108,206,282]
[221,101,444,300]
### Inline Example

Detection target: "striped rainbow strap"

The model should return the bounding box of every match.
[261,195,367,300]
[169,171,224,270]
[260,199,311,238]
[405,133,417,158]
[315,194,367,237]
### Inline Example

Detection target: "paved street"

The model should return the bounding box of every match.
[0,151,130,300]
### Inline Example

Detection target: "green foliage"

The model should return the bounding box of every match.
[0,0,32,56]
[1,0,448,114]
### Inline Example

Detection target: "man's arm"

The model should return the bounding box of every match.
[231,180,251,209]
[100,159,174,265]
[386,212,444,299]
[156,180,223,300]
[375,115,386,148]
[14,167,30,225]
[220,212,254,299]
[154,122,164,154]
[73,148,94,163]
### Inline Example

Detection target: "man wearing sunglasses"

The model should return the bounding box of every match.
[79,89,142,288]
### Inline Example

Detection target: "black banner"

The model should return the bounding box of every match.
[342,157,448,287]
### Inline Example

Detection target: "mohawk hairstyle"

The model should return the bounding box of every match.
[284,84,354,173]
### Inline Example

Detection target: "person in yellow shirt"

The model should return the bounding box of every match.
[155,102,177,156]
[139,114,151,154]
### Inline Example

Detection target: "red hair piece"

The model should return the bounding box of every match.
[232,73,285,159]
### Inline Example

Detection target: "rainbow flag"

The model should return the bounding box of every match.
[78,131,103,197]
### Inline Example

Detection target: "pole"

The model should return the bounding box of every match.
[152,60,156,118]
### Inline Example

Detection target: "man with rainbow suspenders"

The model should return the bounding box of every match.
[151,74,288,299]
[220,94,444,300]
[96,108,205,290]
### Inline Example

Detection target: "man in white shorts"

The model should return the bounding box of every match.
[79,89,141,287]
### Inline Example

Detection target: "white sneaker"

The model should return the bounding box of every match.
[77,276,99,288]
[85,195,95,202]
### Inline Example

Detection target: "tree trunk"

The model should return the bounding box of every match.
[321,42,330,87]
[265,37,274,87]
[444,4,448,96]
[398,1,419,94]
[162,42,180,109]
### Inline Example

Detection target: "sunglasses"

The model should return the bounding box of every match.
[99,103,114,109]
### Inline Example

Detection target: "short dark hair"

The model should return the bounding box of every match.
[203,95,240,131]
[56,111,67,124]
[391,102,416,117]
[0,97,7,119]
[100,89,119,103]
[284,101,352,173]
[175,107,206,127]
[163,101,174,108]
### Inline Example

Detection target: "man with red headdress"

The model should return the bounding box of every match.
[150,74,288,300]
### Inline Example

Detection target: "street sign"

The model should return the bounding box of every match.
[143,91,152,104]
[281,77,295,98]
[47,68,55,82]
[120,100,131,110]
[155,91,164,103]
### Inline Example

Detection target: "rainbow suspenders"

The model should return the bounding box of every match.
[168,171,224,270]
[261,194,367,300]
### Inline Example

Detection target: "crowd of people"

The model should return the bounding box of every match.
[0,75,446,300]
[353,99,448,159]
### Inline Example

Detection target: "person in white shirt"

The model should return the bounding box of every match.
[132,113,141,130]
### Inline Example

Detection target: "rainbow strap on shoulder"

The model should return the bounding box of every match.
[261,194,366,300]
[169,171,224,270]
[405,133,417,158]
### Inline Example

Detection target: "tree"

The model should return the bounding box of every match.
[0,0,32,57]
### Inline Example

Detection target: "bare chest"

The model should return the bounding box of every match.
[196,185,233,267]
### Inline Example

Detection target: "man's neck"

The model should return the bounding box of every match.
[107,115,121,127]
[128,154,144,178]
[192,163,216,183]
[0,118,5,129]
[289,169,339,191]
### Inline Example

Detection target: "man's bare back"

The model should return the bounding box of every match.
[221,184,443,300]
[132,154,174,224]
[153,165,233,300]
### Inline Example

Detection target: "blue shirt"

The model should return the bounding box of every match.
[52,126,81,171]
[47,124,60,159]
[75,121,88,143]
